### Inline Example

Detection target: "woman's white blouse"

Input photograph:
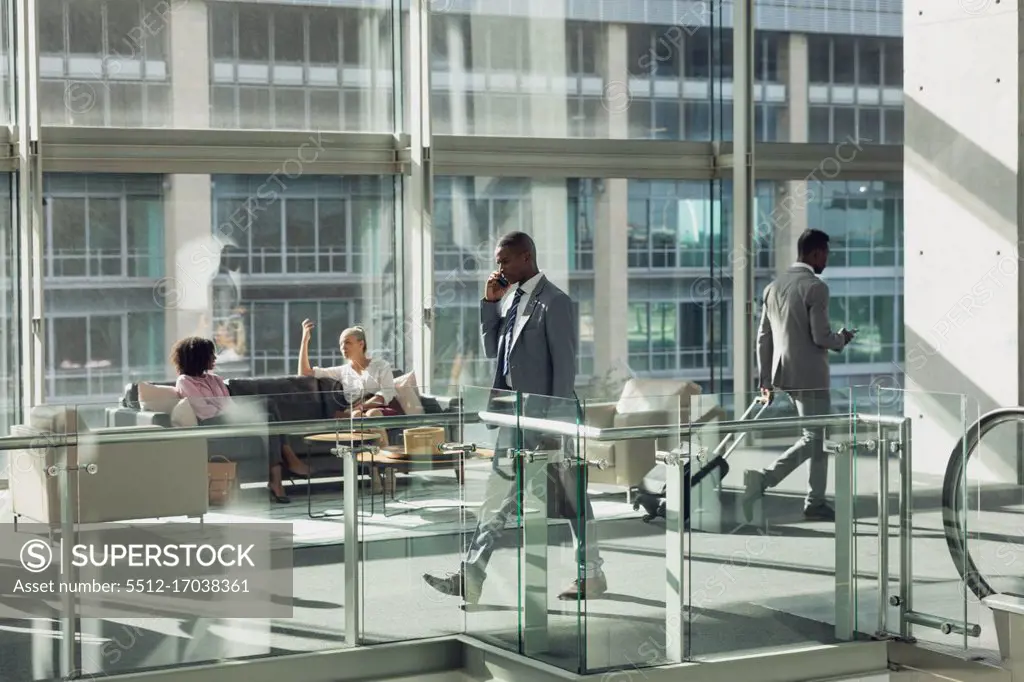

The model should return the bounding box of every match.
[313,357,397,404]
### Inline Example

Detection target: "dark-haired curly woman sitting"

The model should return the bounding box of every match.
[171,336,309,503]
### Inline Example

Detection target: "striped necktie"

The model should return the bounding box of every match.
[500,287,525,378]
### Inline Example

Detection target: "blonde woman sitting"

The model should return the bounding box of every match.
[297,320,404,418]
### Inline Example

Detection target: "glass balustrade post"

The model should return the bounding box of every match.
[877,430,890,637]
[834,399,855,641]
[898,417,913,640]
[519,397,549,657]
[663,395,684,663]
[342,421,360,647]
[58,447,78,678]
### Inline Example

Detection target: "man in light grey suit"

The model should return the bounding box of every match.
[743,228,856,522]
[422,231,607,603]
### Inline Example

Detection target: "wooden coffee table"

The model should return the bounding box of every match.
[302,431,383,519]
[361,447,494,517]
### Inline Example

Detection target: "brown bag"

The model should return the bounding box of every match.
[208,456,238,506]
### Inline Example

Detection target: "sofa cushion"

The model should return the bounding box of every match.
[615,378,702,417]
[170,399,199,428]
[122,380,174,409]
[394,371,425,415]
[139,382,180,414]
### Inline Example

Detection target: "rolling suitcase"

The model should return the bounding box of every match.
[630,398,770,523]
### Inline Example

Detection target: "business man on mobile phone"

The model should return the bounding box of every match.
[422,231,607,604]
[743,228,857,523]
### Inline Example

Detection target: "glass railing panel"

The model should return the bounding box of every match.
[1,388,475,677]
[516,391,585,673]
[351,383,471,645]
[887,389,972,651]
[685,387,859,661]
[848,383,905,641]
[2,403,89,680]
[579,390,682,675]
[7,397,319,677]
[457,385,525,654]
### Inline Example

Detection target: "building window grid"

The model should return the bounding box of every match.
[811,181,903,268]
[44,189,159,279]
[829,294,901,366]
[209,5,384,130]
[214,194,353,276]
[248,299,358,377]
[627,300,708,374]
[41,0,170,126]
[46,312,165,399]
[432,193,533,275]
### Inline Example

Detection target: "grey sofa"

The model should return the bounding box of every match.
[105,373,461,485]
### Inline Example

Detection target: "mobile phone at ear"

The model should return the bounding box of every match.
[497,274,509,287]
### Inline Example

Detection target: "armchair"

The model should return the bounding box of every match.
[582,378,706,499]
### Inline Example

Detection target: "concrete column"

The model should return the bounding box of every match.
[769,182,806,278]
[771,33,809,278]
[445,18,469,135]
[526,7,568,290]
[170,0,209,129]
[163,175,213,359]
[904,1,1019,481]
[593,24,629,381]
[164,2,213,357]
[784,33,809,144]
[361,10,389,131]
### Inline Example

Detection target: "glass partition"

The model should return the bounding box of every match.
[515,390,584,672]
[3,391,487,677]
[454,385,523,654]
[684,387,858,660]
[350,382,471,645]
[850,388,974,651]
[578,389,681,674]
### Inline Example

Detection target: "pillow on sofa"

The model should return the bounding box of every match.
[171,399,198,428]
[139,382,180,413]
[615,378,702,416]
[394,371,425,415]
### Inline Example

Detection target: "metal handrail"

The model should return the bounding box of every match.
[476,410,906,441]
[0,412,465,451]
[0,405,908,452]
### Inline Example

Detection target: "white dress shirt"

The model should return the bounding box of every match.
[313,356,397,404]
[502,271,543,388]
[791,261,814,273]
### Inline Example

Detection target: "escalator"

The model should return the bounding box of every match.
[941,406,1024,603]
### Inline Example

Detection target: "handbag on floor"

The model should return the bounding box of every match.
[208,455,238,506]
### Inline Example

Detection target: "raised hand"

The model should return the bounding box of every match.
[301,318,315,342]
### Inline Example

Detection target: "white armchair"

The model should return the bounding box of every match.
[584,378,708,497]
[9,405,209,527]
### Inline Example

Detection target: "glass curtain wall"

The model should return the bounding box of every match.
[0,0,904,679]
[35,0,400,425]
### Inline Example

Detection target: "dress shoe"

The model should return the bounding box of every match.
[803,502,835,521]
[422,568,483,605]
[557,574,608,601]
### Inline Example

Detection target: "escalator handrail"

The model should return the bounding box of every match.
[942,406,1024,602]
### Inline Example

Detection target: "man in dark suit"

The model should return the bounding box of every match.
[422,231,607,603]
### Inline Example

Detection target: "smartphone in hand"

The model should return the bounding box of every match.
[497,274,509,287]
